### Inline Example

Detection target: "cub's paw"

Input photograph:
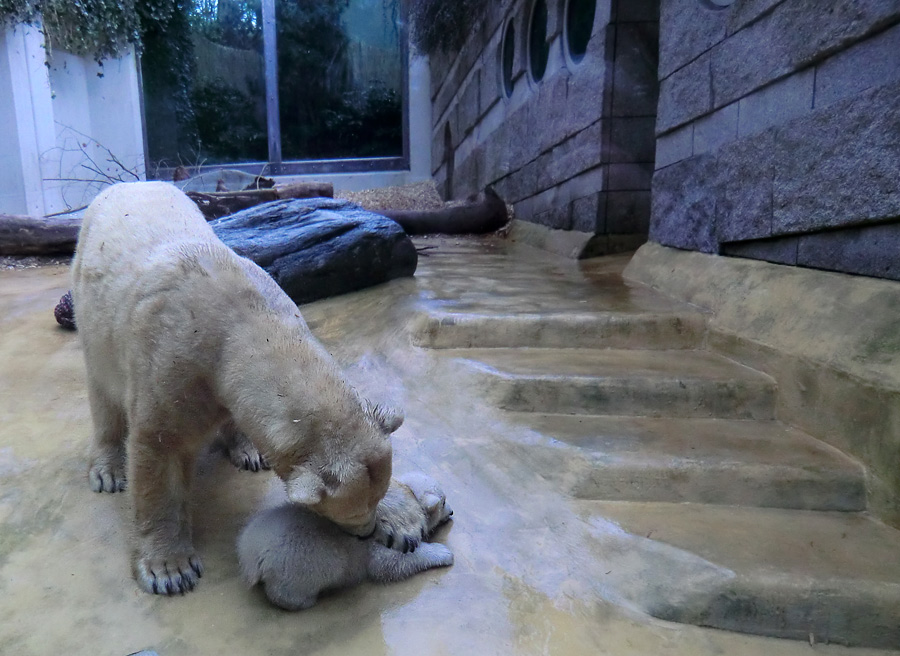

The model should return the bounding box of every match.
[88,459,126,493]
[134,552,204,595]
[418,542,454,568]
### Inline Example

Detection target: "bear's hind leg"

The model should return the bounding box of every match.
[86,385,127,493]
[367,542,454,583]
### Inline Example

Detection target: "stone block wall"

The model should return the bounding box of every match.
[652,0,900,281]
[428,0,659,255]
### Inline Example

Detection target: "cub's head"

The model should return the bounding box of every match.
[398,471,454,534]
[279,404,402,537]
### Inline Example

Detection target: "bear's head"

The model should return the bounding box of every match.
[278,403,402,537]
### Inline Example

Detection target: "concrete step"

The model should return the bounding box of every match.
[451,348,776,419]
[578,501,900,649]
[506,413,865,510]
[410,310,705,349]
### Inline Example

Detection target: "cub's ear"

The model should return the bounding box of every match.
[368,403,404,435]
[286,467,325,505]
[422,492,443,514]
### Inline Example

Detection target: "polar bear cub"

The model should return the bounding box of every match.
[72,181,403,595]
[238,472,454,611]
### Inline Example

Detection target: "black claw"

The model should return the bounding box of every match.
[421,528,427,540]
[151,578,158,594]
[165,579,174,595]
[386,534,394,549]
[403,537,411,553]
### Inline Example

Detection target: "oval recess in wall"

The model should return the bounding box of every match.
[501,19,516,98]
[528,0,549,83]
[701,0,736,8]
[564,0,596,64]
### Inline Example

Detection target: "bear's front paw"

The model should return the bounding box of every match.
[214,430,270,472]
[134,552,204,595]
[88,460,126,493]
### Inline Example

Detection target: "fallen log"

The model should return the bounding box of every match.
[187,182,335,220]
[378,186,509,235]
[0,213,81,255]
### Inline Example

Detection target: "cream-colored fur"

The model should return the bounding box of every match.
[72,181,402,595]
[238,472,454,611]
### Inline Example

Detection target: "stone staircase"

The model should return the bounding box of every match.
[409,239,900,649]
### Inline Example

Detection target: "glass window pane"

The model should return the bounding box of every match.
[142,0,269,173]
[276,0,403,161]
[529,0,549,83]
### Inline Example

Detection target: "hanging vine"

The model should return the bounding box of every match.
[0,0,182,61]
[408,0,489,55]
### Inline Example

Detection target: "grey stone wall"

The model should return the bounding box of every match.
[652,0,900,281]
[429,0,659,254]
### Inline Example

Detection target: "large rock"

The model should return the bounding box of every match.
[210,198,417,305]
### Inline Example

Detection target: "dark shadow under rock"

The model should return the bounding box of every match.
[211,198,418,305]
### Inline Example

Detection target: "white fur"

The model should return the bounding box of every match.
[238,473,454,611]
[72,181,400,595]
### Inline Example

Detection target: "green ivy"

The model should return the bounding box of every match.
[0,0,180,61]
[408,0,488,56]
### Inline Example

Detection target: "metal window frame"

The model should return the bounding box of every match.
[144,0,410,181]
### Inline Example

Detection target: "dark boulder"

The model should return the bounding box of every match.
[211,197,417,305]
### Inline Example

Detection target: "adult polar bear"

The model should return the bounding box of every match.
[73,181,403,595]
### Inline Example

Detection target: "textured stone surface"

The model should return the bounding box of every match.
[607,162,653,191]
[797,222,900,281]
[715,130,775,242]
[772,81,900,235]
[650,154,718,252]
[211,198,417,304]
[610,116,656,162]
[727,0,786,34]
[711,0,900,108]
[540,120,604,191]
[736,67,813,138]
[426,0,656,242]
[721,236,799,266]
[571,192,604,232]
[453,149,481,199]
[566,43,613,136]
[458,71,481,136]
[659,0,728,78]
[536,74,572,154]
[616,0,660,22]
[607,190,652,233]
[655,123,693,169]
[692,102,738,155]
[814,21,900,108]
[612,22,660,117]
[657,52,712,133]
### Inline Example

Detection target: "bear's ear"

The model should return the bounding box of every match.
[368,403,404,435]
[422,492,443,514]
[286,467,325,505]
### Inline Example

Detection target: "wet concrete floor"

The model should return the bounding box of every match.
[0,238,894,655]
